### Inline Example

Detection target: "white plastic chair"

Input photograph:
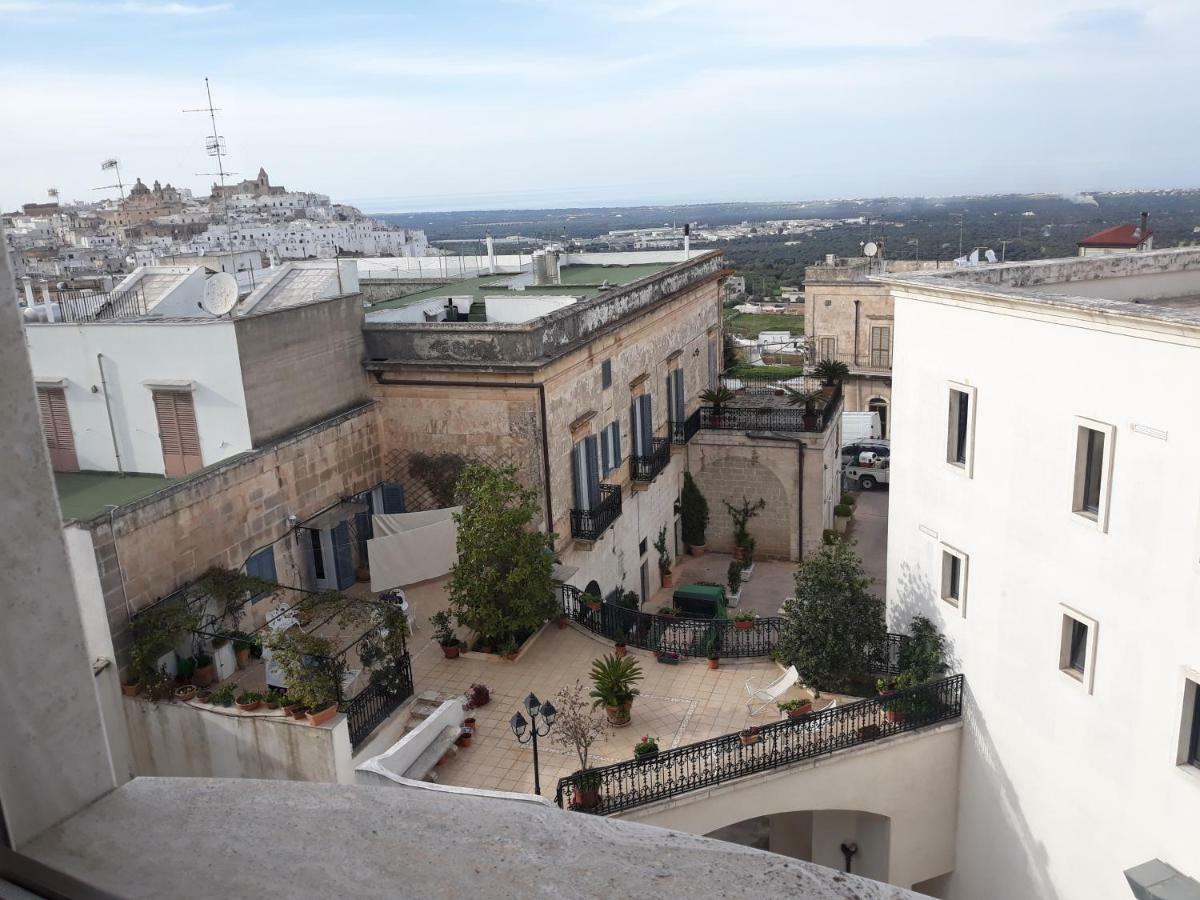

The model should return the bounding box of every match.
[745,665,800,716]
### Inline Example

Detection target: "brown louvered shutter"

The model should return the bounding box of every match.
[153,390,202,476]
[37,387,79,472]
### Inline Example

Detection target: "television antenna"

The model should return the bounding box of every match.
[184,78,255,289]
[862,241,878,257]
[93,157,126,200]
[199,272,238,316]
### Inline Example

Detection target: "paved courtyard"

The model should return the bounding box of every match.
[649,551,798,618]
[401,575,817,798]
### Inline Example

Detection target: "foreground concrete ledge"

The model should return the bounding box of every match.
[20,777,921,899]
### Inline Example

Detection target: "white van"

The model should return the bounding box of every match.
[841,411,881,444]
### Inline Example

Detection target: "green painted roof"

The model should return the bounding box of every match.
[55,471,177,521]
[366,262,672,311]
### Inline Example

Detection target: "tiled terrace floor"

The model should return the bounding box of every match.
[649,551,798,619]
[403,576,819,798]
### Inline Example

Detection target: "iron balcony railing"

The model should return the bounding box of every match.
[55,285,148,322]
[719,372,824,396]
[669,409,701,445]
[560,584,781,659]
[554,673,964,815]
[700,385,842,434]
[631,437,671,483]
[570,483,622,541]
[338,654,414,750]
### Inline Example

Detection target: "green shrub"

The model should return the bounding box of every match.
[834,504,853,517]
[840,493,856,507]
[822,528,840,545]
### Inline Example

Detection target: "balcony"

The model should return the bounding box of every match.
[670,408,701,444]
[701,381,842,435]
[630,437,671,483]
[570,483,622,541]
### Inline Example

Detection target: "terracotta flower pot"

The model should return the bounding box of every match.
[739,732,760,747]
[456,733,473,748]
[290,706,309,720]
[606,704,632,728]
[196,690,213,704]
[236,698,261,712]
[557,615,568,630]
[734,620,753,631]
[306,703,338,726]
[688,544,707,557]
[121,681,142,697]
[614,644,627,657]
[886,709,906,724]
[708,658,719,670]
[572,785,600,810]
[785,702,813,718]
[440,643,460,659]
[355,566,371,583]
[235,647,251,669]
[584,602,601,612]
[662,573,674,589]
[174,685,197,702]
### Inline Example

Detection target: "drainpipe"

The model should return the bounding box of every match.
[852,299,860,368]
[373,375,555,533]
[97,353,124,476]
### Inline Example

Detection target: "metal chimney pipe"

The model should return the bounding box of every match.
[486,232,497,273]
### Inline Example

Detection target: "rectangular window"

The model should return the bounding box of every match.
[600,420,622,475]
[1180,678,1200,770]
[940,545,967,614]
[1072,419,1115,530]
[1059,605,1098,692]
[36,386,79,472]
[945,383,976,476]
[572,435,600,511]
[818,336,836,362]
[870,326,891,368]
[630,393,653,457]
[601,359,612,390]
[152,389,203,477]
[309,529,325,580]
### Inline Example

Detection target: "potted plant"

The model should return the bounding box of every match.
[264,689,284,710]
[698,386,735,427]
[572,767,604,811]
[144,669,176,701]
[430,611,461,659]
[633,735,659,759]
[813,358,850,394]
[858,723,882,740]
[589,653,644,727]
[175,655,197,685]
[822,528,840,546]
[355,563,371,583]
[834,503,852,534]
[211,683,235,708]
[840,492,857,509]
[733,610,755,631]
[231,631,254,669]
[307,695,339,726]
[464,683,491,710]
[121,677,142,698]
[582,592,602,611]
[739,725,761,747]
[548,681,611,811]
[784,387,828,430]
[778,697,814,719]
[174,684,198,702]
[456,728,473,748]
[707,642,720,670]
[193,651,215,687]
[727,560,744,604]
[235,691,262,712]
[614,641,627,658]
[725,497,766,563]
[656,650,680,665]
[653,526,673,589]
[499,638,520,660]
[680,472,710,556]
[195,689,213,704]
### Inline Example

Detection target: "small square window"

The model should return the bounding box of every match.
[1059,605,1098,693]
[638,538,647,556]
[1178,677,1200,770]
[940,545,967,614]
[601,359,612,390]
[1072,419,1115,531]
[945,383,976,476]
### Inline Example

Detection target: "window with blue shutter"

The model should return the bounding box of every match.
[572,436,601,510]
[600,428,612,476]
[638,394,653,455]
[381,481,406,514]
[610,420,621,467]
[666,375,675,423]
[672,368,685,421]
[245,546,277,599]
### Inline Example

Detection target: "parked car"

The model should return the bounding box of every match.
[841,439,890,467]
[846,450,890,491]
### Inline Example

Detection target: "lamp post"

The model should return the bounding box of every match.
[509,692,556,795]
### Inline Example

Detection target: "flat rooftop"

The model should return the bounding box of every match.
[876,247,1200,329]
[54,471,177,521]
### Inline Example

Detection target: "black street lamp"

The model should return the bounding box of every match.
[509,691,556,795]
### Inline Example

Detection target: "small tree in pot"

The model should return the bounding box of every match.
[724,496,766,563]
[430,610,461,659]
[653,526,673,589]
[680,471,710,555]
[589,653,643,727]
[549,680,612,810]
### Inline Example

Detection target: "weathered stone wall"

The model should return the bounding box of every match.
[358,279,455,305]
[86,403,383,657]
[803,280,895,367]
[235,294,370,445]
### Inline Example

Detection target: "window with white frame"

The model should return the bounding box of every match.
[940,545,967,613]
[945,383,976,475]
[1072,418,1115,531]
[1058,605,1098,693]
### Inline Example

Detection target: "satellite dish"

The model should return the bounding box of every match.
[201,272,238,316]
[863,241,878,258]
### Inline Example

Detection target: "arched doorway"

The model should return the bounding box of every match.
[583,579,602,602]
[868,398,888,439]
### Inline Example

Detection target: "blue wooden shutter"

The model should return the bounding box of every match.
[666,375,674,422]
[611,421,622,466]
[600,427,611,475]
[629,400,639,456]
[332,521,356,589]
[381,481,406,514]
[572,440,587,509]
[246,546,277,583]
[585,434,600,508]
[638,394,653,453]
[673,369,685,421]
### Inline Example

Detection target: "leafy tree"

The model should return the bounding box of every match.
[898,615,949,683]
[723,331,742,370]
[777,540,885,695]
[447,464,557,646]
[679,471,709,547]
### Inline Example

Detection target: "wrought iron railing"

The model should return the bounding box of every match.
[720,372,823,396]
[554,673,964,815]
[339,654,414,750]
[865,632,907,676]
[669,409,701,445]
[55,285,147,322]
[570,483,622,541]
[560,584,781,659]
[631,437,671,483]
[700,387,842,434]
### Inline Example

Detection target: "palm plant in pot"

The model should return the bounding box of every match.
[589,653,643,727]
[784,386,828,430]
[812,358,850,393]
[698,386,735,427]
[680,471,710,556]
[430,610,461,659]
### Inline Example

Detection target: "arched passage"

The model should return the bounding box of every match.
[868,397,889,439]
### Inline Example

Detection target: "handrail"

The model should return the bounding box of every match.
[554,673,964,814]
[570,483,622,541]
[631,437,671,482]
[700,383,842,434]
[669,408,701,445]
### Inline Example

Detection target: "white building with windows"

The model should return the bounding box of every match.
[879,248,1200,900]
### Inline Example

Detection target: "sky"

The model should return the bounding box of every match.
[1,0,1197,213]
